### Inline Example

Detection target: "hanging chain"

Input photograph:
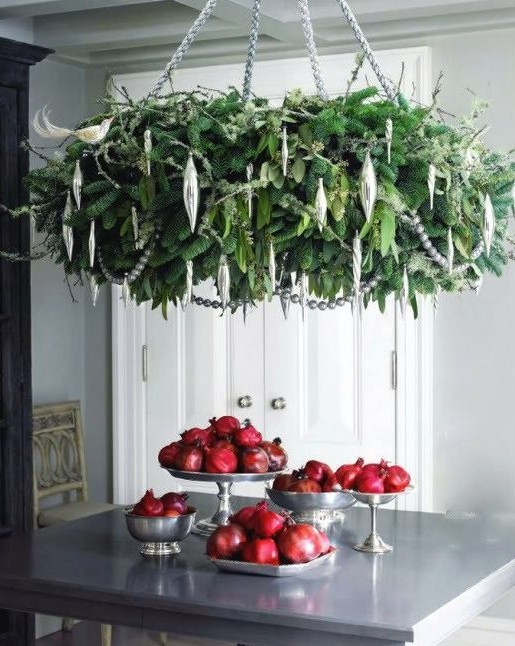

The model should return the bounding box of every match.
[242,0,262,102]
[333,0,397,101]
[296,0,329,100]
[149,0,219,97]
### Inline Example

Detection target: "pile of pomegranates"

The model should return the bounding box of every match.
[206,501,333,566]
[130,489,194,517]
[158,415,288,474]
[272,458,411,495]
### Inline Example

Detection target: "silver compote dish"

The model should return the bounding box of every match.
[124,506,196,557]
[163,468,281,536]
[345,485,415,554]
[265,487,355,527]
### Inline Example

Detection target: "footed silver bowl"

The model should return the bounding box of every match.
[266,487,355,527]
[124,507,196,557]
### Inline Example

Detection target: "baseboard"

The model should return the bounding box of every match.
[444,616,515,645]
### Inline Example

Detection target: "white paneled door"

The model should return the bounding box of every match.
[113,47,434,508]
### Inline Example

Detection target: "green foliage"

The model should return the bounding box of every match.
[16,85,515,315]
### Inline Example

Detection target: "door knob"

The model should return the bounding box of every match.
[237,395,253,409]
[271,397,286,410]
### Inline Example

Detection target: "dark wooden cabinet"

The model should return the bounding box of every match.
[0,37,50,646]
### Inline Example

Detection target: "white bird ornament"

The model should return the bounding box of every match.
[32,106,113,144]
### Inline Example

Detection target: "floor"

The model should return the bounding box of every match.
[36,622,233,646]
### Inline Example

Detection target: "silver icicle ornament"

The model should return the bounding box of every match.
[268,240,276,294]
[90,274,99,307]
[122,274,130,308]
[181,260,193,311]
[433,286,440,317]
[62,191,74,261]
[246,163,253,220]
[144,129,152,176]
[483,194,495,256]
[400,266,410,318]
[281,126,289,177]
[132,205,140,250]
[217,255,230,309]
[88,220,95,268]
[473,275,484,295]
[315,178,327,231]
[385,118,393,164]
[280,293,290,320]
[359,152,377,223]
[290,271,297,288]
[447,228,454,274]
[428,163,437,211]
[299,272,308,321]
[72,160,82,210]
[352,232,362,302]
[183,152,199,233]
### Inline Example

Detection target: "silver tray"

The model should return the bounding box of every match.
[165,468,279,483]
[208,549,336,577]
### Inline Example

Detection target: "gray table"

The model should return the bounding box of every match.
[0,493,514,646]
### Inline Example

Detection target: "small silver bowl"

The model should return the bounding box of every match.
[266,487,355,527]
[124,507,196,557]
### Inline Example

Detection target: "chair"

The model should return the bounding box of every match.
[33,401,115,645]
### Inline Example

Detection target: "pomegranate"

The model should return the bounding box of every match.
[260,437,288,471]
[272,473,298,491]
[253,507,286,538]
[231,501,266,531]
[158,441,183,468]
[161,492,189,515]
[288,479,322,493]
[321,472,339,493]
[239,446,269,473]
[317,530,331,555]
[163,509,181,517]
[181,427,214,448]
[242,538,280,565]
[209,437,238,453]
[360,459,389,477]
[204,447,238,474]
[354,470,385,494]
[384,465,410,493]
[134,489,164,517]
[206,524,247,559]
[175,445,204,472]
[335,458,364,490]
[303,460,331,484]
[277,524,322,563]
[234,423,263,448]
[211,415,240,437]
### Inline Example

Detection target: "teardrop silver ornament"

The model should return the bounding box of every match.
[88,220,95,268]
[447,228,454,274]
[299,272,308,321]
[243,301,249,325]
[132,205,140,250]
[359,152,377,223]
[181,260,193,311]
[290,272,297,289]
[400,266,410,318]
[62,191,74,261]
[72,160,82,210]
[352,232,362,305]
[433,286,440,317]
[268,241,276,294]
[280,293,290,320]
[385,118,393,164]
[315,178,327,231]
[122,274,130,308]
[428,163,437,211]
[483,194,495,256]
[90,274,99,307]
[217,255,230,309]
[246,163,253,219]
[281,126,288,177]
[183,152,199,233]
[144,129,152,176]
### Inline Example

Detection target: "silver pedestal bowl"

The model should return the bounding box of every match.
[124,507,196,556]
[266,487,356,528]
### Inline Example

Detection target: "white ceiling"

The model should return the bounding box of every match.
[0,0,514,70]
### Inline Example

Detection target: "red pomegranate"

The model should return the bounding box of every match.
[239,446,269,473]
[354,470,385,494]
[277,524,322,563]
[253,507,286,538]
[272,473,298,491]
[133,489,164,517]
[158,441,183,468]
[317,530,331,555]
[335,458,364,490]
[234,423,263,448]
[260,437,288,471]
[209,437,238,453]
[210,416,241,437]
[303,460,331,483]
[204,447,238,474]
[160,492,189,515]
[175,446,204,472]
[360,459,389,477]
[288,479,322,493]
[230,501,266,531]
[180,427,214,448]
[383,465,410,493]
[206,524,247,559]
[321,472,339,493]
[242,538,280,565]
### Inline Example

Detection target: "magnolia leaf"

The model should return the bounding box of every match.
[223,209,232,239]
[298,124,313,147]
[268,133,279,156]
[456,233,472,258]
[143,277,153,299]
[139,176,155,211]
[120,215,132,237]
[390,239,400,264]
[377,292,386,313]
[260,162,270,182]
[236,230,247,272]
[256,133,268,154]
[379,204,396,257]
[292,157,306,183]
[330,197,344,221]
[257,189,271,230]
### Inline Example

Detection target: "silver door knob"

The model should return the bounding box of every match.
[271,397,286,410]
[237,395,253,409]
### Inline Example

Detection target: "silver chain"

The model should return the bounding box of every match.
[333,0,397,101]
[149,0,219,97]
[296,0,329,100]
[242,0,261,102]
